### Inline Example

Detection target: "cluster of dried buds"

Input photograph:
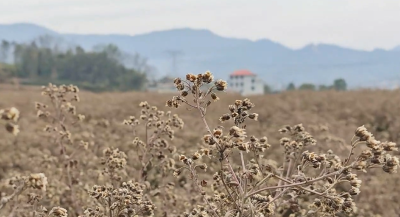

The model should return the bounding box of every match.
[101,147,128,181]
[8,173,49,192]
[165,72,400,217]
[36,84,85,153]
[295,125,399,215]
[124,101,184,139]
[40,83,79,99]
[202,125,271,156]
[279,124,317,153]
[200,98,269,159]
[0,107,20,135]
[182,205,210,217]
[219,98,258,125]
[48,207,68,217]
[0,173,49,212]
[166,71,227,109]
[123,101,184,182]
[86,180,155,216]
[352,125,399,173]
[36,83,84,121]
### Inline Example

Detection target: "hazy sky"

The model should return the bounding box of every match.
[1,0,400,50]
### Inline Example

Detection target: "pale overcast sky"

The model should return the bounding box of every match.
[1,0,400,50]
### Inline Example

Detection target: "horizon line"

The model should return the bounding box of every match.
[0,22,398,52]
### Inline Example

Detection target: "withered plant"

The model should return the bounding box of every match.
[167,72,399,216]
[0,72,399,217]
[35,84,86,215]
[81,101,185,217]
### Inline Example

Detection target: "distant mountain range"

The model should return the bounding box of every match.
[1,23,400,89]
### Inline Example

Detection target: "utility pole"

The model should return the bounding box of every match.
[165,50,183,77]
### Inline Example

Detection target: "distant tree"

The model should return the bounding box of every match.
[299,83,316,91]
[264,84,272,94]
[75,46,85,55]
[0,63,16,82]
[319,85,332,91]
[333,78,347,91]
[0,40,11,62]
[9,41,147,91]
[94,44,122,63]
[33,35,65,51]
[124,52,151,73]
[286,82,296,91]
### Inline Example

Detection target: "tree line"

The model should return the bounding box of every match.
[264,78,348,93]
[0,37,148,92]
[286,78,347,91]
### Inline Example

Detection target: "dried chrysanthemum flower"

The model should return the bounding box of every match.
[214,79,228,91]
[27,173,48,191]
[139,101,149,108]
[102,147,128,170]
[280,137,291,147]
[203,134,215,145]
[72,94,80,102]
[238,142,250,152]
[48,207,68,217]
[219,114,231,122]
[77,114,85,121]
[248,113,259,121]
[181,90,189,97]
[349,186,361,195]
[383,154,399,174]
[5,123,19,135]
[176,83,185,91]
[211,92,219,101]
[174,77,182,85]
[382,142,398,152]
[1,107,20,122]
[173,169,182,177]
[229,126,246,138]
[202,71,214,83]
[186,73,197,82]
[354,125,373,142]
[213,127,223,138]
[192,152,202,160]
[293,124,305,132]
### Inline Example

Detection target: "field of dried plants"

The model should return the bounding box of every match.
[0,74,399,217]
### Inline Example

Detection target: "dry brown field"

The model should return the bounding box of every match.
[0,83,399,217]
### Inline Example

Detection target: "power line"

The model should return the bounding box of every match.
[165,50,183,77]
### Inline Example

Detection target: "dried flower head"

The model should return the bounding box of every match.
[0,107,20,122]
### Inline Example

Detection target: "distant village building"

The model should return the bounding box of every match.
[228,70,264,96]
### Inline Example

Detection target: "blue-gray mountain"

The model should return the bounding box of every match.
[1,23,400,89]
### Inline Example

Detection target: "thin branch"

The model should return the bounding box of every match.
[0,183,25,210]
[247,169,344,198]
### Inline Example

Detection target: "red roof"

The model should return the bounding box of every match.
[230,70,255,76]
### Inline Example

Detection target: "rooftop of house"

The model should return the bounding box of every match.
[230,69,256,76]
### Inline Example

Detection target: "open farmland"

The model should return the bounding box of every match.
[0,83,399,216]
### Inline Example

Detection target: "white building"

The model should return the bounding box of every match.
[228,70,264,96]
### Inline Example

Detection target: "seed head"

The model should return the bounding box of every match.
[211,92,219,101]
[248,113,259,121]
[48,207,68,217]
[215,79,227,91]
[229,126,246,138]
[174,77,182,85]
[5,123,19,135]
[202,71,214,83]
[1,107,20,122]
[186,73,197,82]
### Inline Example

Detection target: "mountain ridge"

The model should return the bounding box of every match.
[1,23,400,89]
